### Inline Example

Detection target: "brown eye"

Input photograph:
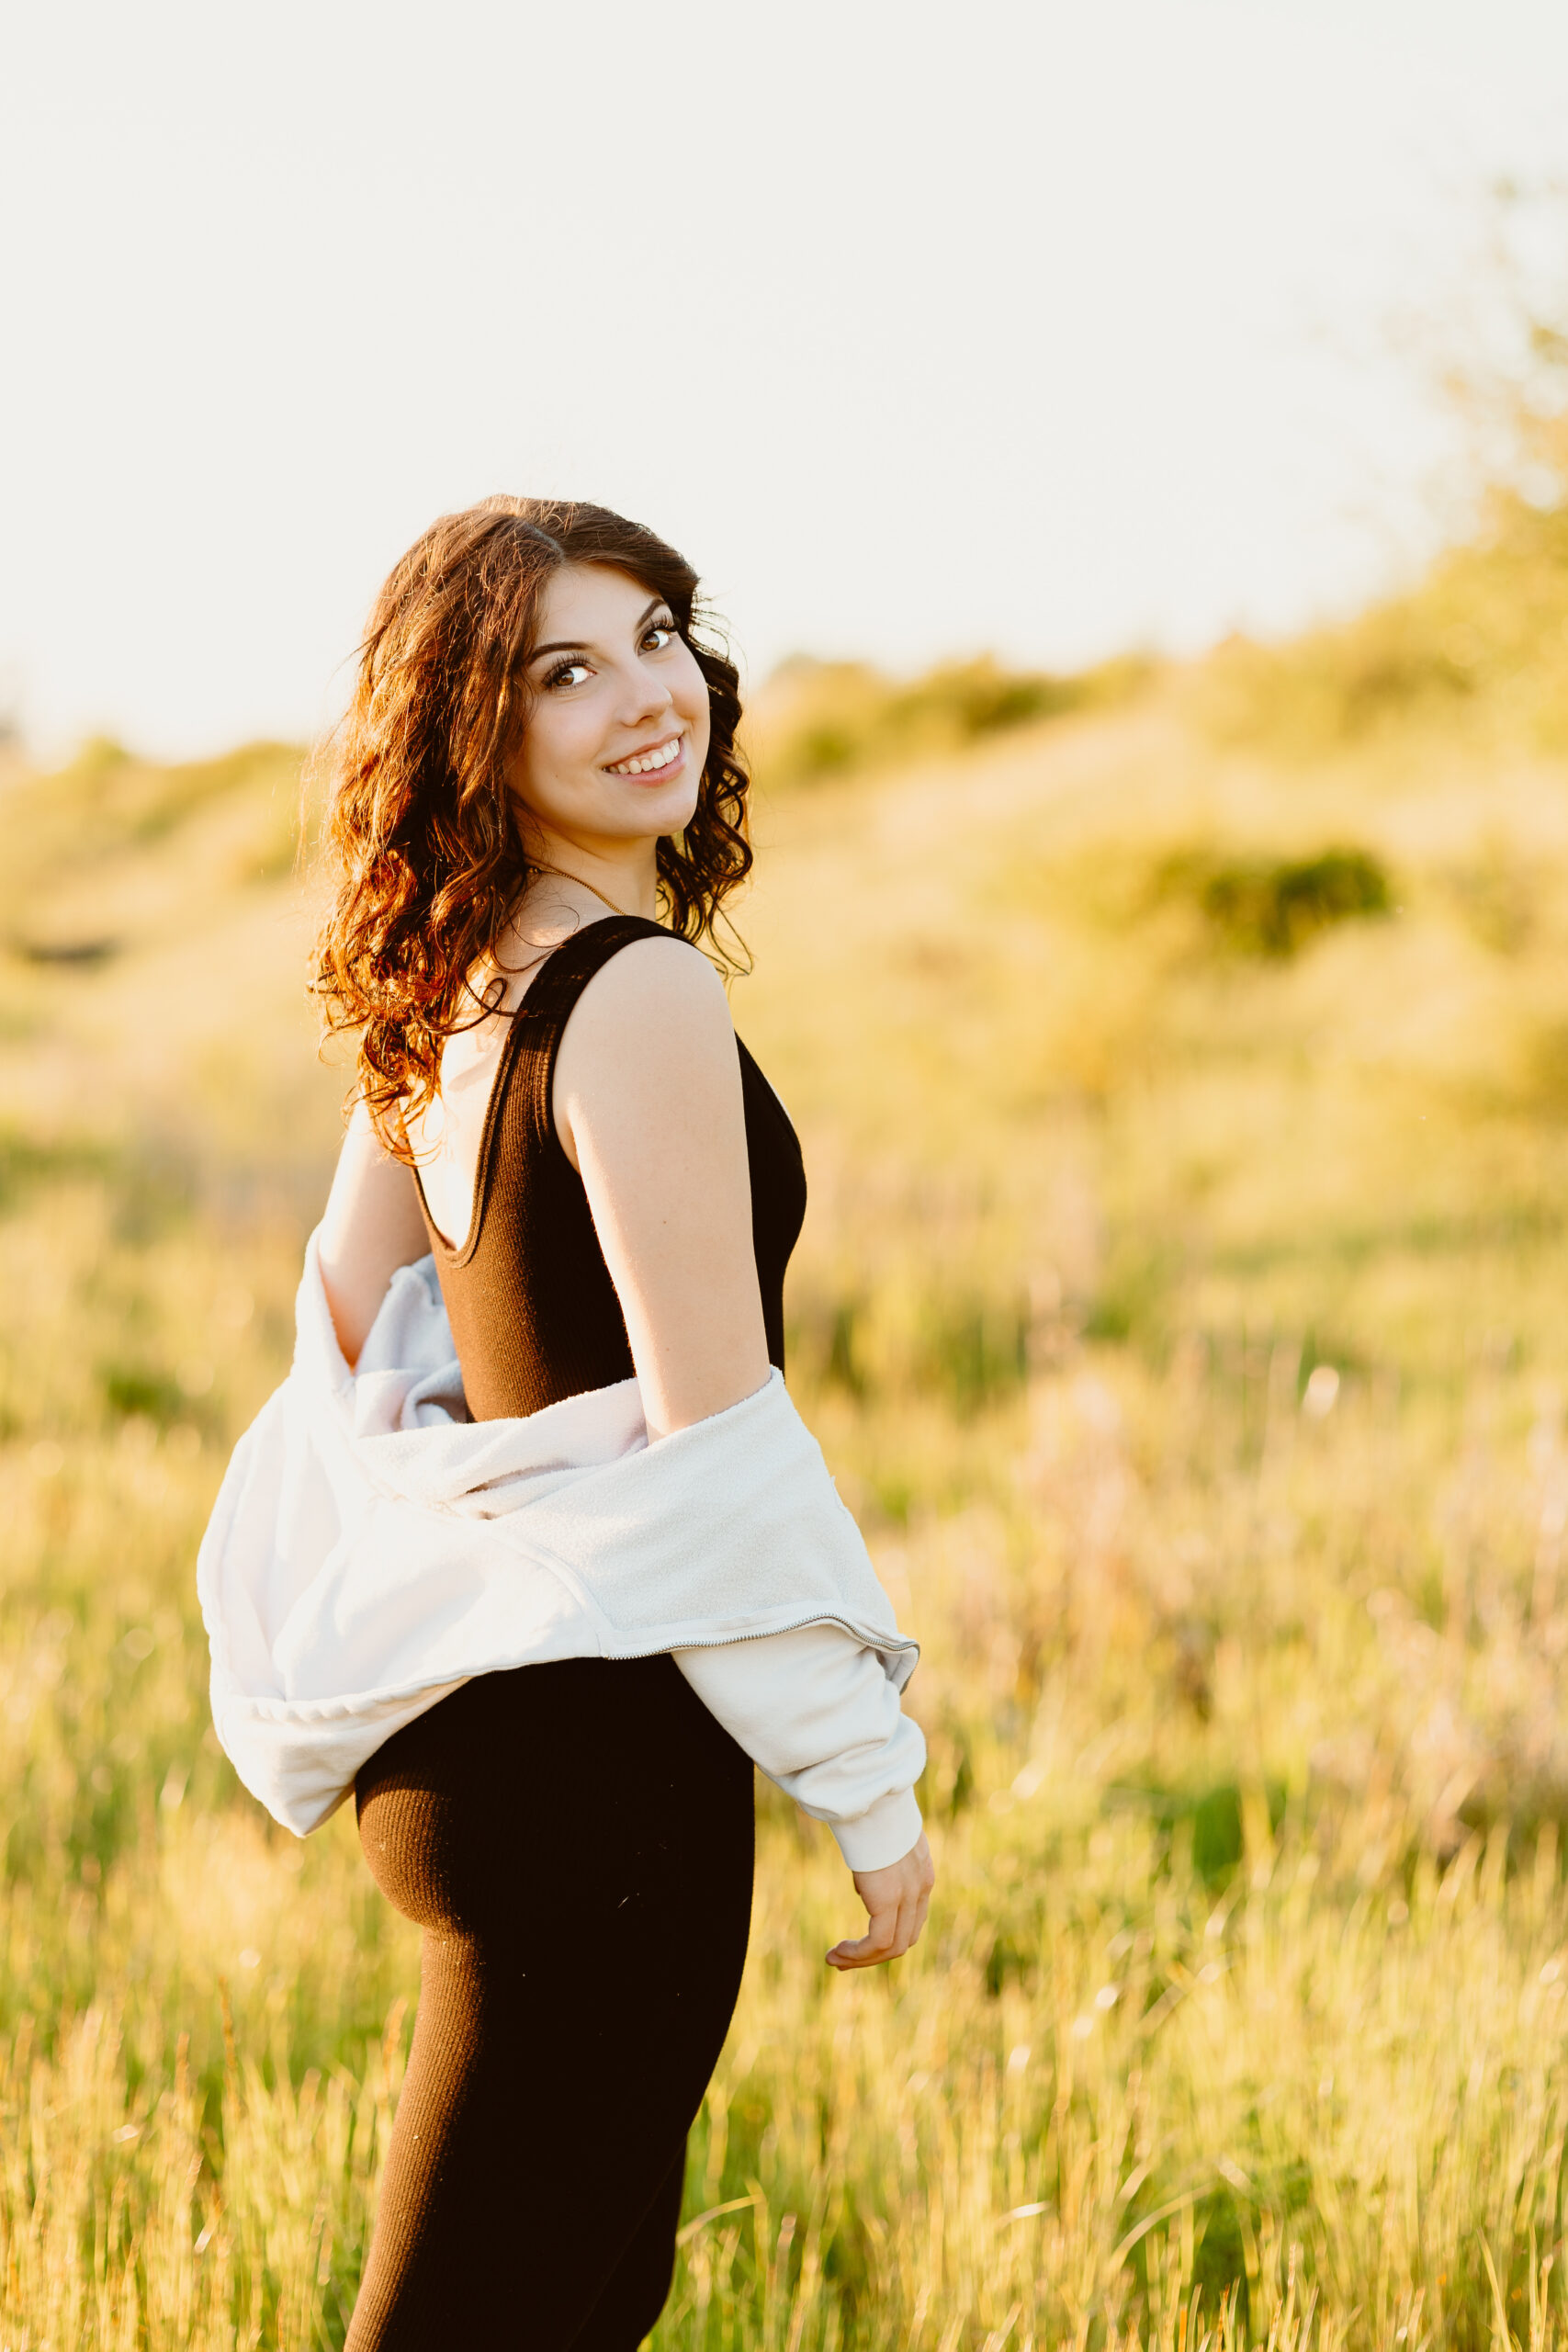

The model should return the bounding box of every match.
[643,624,677,652]
[547,661,592,690]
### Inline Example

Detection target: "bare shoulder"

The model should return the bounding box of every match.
[553,933,768,1428]
[559,934,736,1081]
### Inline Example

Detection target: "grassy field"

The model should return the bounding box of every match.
[2,542,1568,2346]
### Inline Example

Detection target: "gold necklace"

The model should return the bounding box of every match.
[527,859,631,920]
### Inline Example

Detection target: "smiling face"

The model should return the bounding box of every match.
[511,563,713,861]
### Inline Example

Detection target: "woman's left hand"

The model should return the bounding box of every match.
[827,1832,935,1970]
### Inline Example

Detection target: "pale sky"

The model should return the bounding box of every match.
[4,0,1568,760]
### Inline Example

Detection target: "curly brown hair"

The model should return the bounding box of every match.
[312,495,752,1157]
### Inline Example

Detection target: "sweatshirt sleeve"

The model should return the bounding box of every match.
[671,1622,926,1871]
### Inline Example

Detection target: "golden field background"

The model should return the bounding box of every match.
[3,467,1568,2346]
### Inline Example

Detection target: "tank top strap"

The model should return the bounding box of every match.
[415,911,807,1418]
[465,916,682,1246]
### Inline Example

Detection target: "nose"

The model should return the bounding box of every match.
[616,656,673,728]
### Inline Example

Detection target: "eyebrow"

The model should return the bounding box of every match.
[528,595,668,663]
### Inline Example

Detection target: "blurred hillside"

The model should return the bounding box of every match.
[743,647,1156,789]
[1195,481,1568,755]
[0,733,325,1173]
[4,505,1568,1448]
[6,483,1568,2343]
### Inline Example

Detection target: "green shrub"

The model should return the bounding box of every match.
[1159,845,1394,958]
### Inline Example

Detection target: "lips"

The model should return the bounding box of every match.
[605,732,683,778]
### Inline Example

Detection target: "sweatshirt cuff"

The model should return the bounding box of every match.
[829,1785,924,1873]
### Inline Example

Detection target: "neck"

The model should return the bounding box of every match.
[519,827,660,926]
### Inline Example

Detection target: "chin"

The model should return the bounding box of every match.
[613,782,700,833]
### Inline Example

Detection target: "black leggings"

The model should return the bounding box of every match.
[345,1655,755,2349]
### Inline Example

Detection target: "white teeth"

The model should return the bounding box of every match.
[610,736,680,776]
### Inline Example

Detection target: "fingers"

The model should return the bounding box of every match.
[825,1831,937,1970]
[826,1897,902,1971]
[826,1882,931,1971]
[907,1837,935,1944]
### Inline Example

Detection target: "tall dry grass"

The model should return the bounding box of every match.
[0,576,1566,2342]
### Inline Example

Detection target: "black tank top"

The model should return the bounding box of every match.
[413,916,807,1421]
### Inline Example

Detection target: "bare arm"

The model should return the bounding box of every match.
[557,939,932,1962]
[553,937,771,1440]
[317,1099,429,1366]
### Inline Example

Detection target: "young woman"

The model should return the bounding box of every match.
[310,497,933,2348]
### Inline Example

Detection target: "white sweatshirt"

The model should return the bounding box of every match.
[197,1237,926,1871]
